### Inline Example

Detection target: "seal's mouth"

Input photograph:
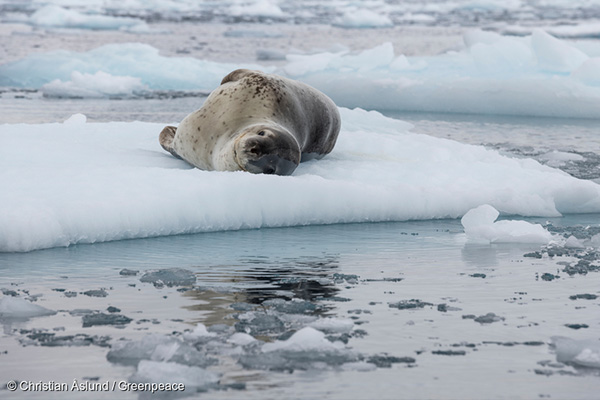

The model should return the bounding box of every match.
[246,154,298,175]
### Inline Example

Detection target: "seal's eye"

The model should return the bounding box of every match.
[257,131,265,136]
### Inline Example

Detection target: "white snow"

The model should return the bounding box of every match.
[461,204,555,244]
[1,30,600,117]
[130,360,220,387]
[41,71,148,98]
[262,327,344,352]
[0,296,57,319]
[2,107,600,252]
[26,5,148,31]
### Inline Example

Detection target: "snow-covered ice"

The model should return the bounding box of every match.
[2,108,600,252]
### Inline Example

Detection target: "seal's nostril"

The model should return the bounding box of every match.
[250,147,260,155]
[264,166,275,174]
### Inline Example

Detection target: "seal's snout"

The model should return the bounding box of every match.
[248,154,297,176]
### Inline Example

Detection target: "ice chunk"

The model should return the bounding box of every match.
[262,327,344,352]
[334,9,393,29]
[41,71,148,99]
[308,318,354,334]
[140,268,196,287]
[183,323,216,340]
[461,205,554,244]
[107,334,215,367]
[239,327,360,371]
[235,313,285,336]
[130,360,219,388]
[552,336,600,369]
[0,296,56,319]
[262,298,317,314]
[82,313,132,327]
[28,5,147,31]
[228,332,257,346]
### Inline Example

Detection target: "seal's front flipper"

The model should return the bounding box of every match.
[159,126,182,159]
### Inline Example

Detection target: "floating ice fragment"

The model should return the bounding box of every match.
[262,327,345,352]
[552,336,600,369]
[140,268,196,287]
[228,332,257,346]
[0,296,56,319]
[82,289,108,297]
[473,312,504,324]
[461,204,554,244]
[183,323,217,340]
[262,298,317,314]
[130,360,219,388]
[308,318,355,334]
[235,313,285,336]
[82,313,132,327]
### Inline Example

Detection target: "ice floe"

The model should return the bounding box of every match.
[1,108,600,252]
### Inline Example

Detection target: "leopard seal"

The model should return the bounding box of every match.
[159,69,340,175]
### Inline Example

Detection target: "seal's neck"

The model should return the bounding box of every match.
[213,138,240,171]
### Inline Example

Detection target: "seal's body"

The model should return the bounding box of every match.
[159,69,340,175]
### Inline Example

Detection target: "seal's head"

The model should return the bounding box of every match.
[234,125,301,175]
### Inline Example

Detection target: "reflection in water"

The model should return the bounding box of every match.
[182,255,341,326]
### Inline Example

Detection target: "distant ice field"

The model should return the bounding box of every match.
[2,29,600,119]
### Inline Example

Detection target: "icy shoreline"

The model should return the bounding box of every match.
[1,108,599,253]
